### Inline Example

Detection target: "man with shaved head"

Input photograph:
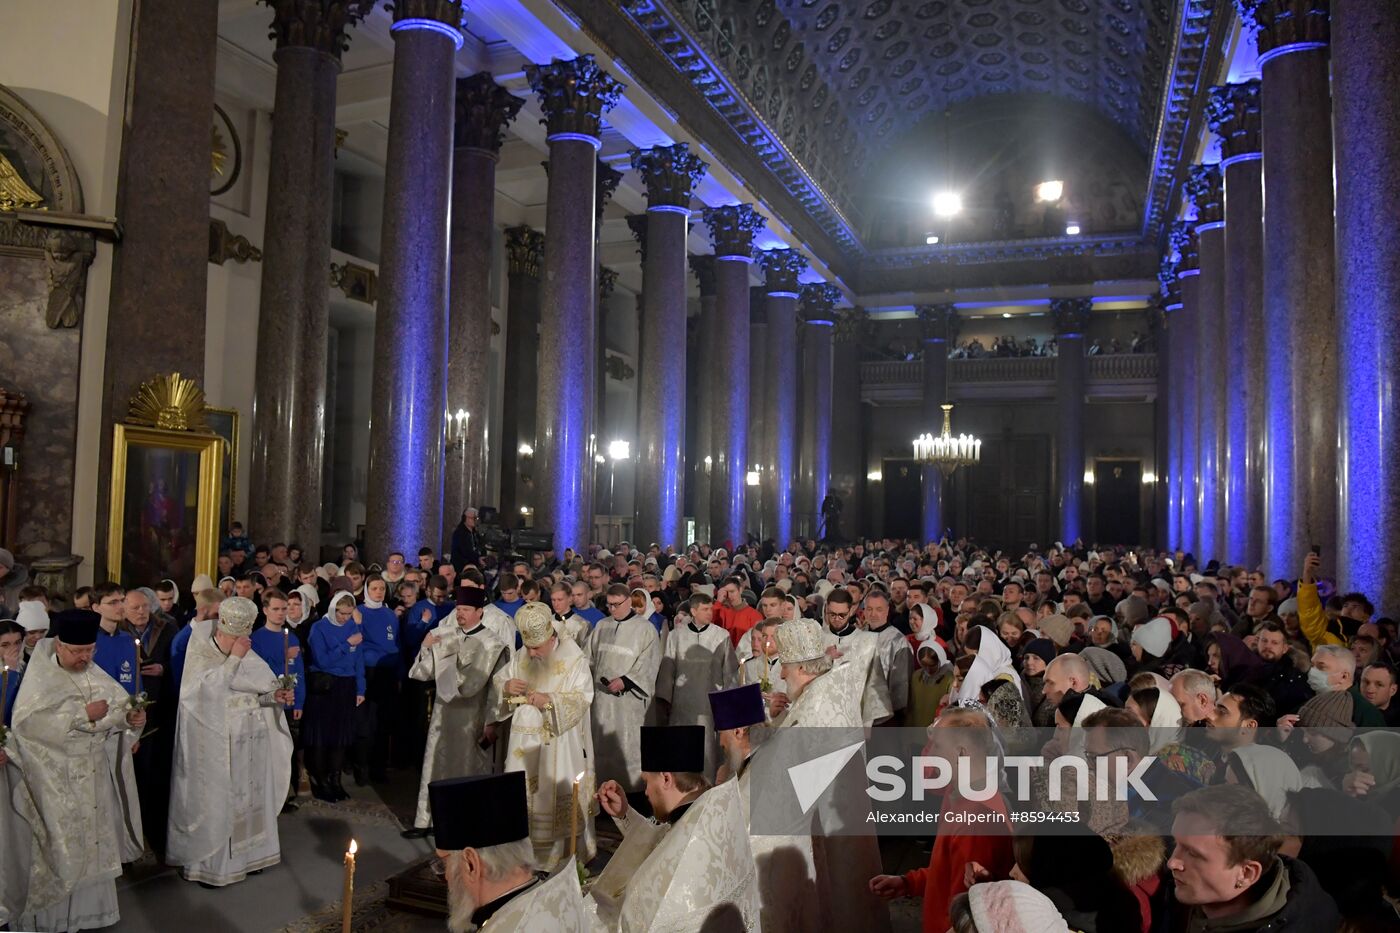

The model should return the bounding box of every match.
[1043,652,1092,707]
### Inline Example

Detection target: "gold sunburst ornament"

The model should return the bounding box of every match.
[126,373,209,432]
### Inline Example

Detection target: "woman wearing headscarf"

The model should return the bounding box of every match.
[960,626,1030,730]
[907,641,953,731]
[1343,730,1400,820]
[302,591,365,802]
[1124,680,1216,785]
[947,881,1070,933]
[1020,638,1058,727]
[1222,743,1305,820]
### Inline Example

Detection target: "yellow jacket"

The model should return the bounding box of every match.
[1295,583,1345,648]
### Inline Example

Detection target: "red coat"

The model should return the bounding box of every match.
[902,792,1014,932]
[714,603,764,649]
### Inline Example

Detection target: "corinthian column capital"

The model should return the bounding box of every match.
[834,305,870,345]
[630,143,708,211]
[1235,0,1329,59]
[505,226,544,279]
[800,283,843,324]
[525,55,625,142]
[597,160,624,220]
[702,204,766,260]
[1050,298,1093,337]
[1170,221,1200,273]
[1206,81,1262,162]
[757,248,808,295]
[1185,163,1224,228]
[453,73,523,154]
[916,303,959,343]
[261,0,376,58]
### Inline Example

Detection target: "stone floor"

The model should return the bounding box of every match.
[109,766,930,932]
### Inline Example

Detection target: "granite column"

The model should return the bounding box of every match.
[689,256,718,544]
[1160,265,1185,552]
[96,0,218,577]
[1208,82,1265,568]
[918,304,957,544]
[1052,299,1091,545]
[499,228,543,525]
[830,307,867,543]
[249,3,371,551]
[364,4,460,561]
[758,249,807,548]
[1174,223,1202,559]
[443,74,521,541]
[1241,0,1337,574]
[702,205,765,547]
[526,56,624,552]
[1334,0,1400,611]
[1186,164,1226,564]
[631,145,706,549]
[801,284,842,540]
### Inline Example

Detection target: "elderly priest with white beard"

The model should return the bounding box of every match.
[11,609,145,932]
[429,771,588,932]
[166,596,296,886]
[493,600,597,871]
[587,725,760,932]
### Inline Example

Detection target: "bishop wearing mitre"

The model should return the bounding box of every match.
[12,609,145,932]
[587,725,760,932]
[492,600,596,871]
[167,596,296,886]
[405,584,509,837]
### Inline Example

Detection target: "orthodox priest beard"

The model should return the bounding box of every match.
[445,870,477,933]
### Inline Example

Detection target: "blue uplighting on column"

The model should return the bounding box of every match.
[1338,289,1390,605]
[1262,335,1294,574]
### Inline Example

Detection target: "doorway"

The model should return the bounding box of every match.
[882,459,922,540]
[1094,459,1142,545]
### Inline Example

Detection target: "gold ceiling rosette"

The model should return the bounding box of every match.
[125,372,210,432]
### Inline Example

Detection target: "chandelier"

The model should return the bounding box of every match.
[913,404,982,476]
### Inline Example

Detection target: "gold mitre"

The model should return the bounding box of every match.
[217,596,259,637]
[514,600,555,648]
[774,618,826,665]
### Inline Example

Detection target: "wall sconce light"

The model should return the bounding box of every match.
[1083,469,1096,485]
[1142,471,1157,484]
[745,470,760,487]
[867,470,883,482]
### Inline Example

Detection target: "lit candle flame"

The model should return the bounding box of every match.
[575,771,585,783]
[348,839,358,856]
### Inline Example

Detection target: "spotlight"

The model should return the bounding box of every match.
[867,470,883,482]
[925,234,940,245]
[1002,312,1012,319]
[1035,180,1064,202]
[1065,224,1081,236]
[518,443,534,456]
[931,191,962,217]
[607,440,631,461]
[595,454,606,464]
[745,470,760,487]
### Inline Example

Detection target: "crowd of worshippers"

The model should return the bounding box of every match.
[2,531,1400,933]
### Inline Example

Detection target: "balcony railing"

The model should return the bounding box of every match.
[858,353,1158,402]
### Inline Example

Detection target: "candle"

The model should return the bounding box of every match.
[1,664,9,723]
[133,636,142,695]
[570,771,584,861]
[283,626,290,677]
[341,838,357,933]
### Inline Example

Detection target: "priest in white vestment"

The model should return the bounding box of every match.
[711,683,819,932]
[1,619,34,925]
[587,725,760,932]
[587,584,661,790]
[428,771,588,933]
[12,610,145,932]
[167,597,296,886]
[406,585,510,834]
[818,592,893,725]
[654,592,736,779]
[861,590,912,720]
[492,601,596,871]
[772,617,892,932]
[738,617,790,744]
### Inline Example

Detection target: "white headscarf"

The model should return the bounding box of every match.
[190,574,214,596]
[1226,744,1304,819]
[958,625,1022,703]
[294,584,320,624]
[1144,681,1183,753]
[324,591,356,627]
[911,602,941,644]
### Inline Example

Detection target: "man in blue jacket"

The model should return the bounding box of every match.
[251,589,306,812]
